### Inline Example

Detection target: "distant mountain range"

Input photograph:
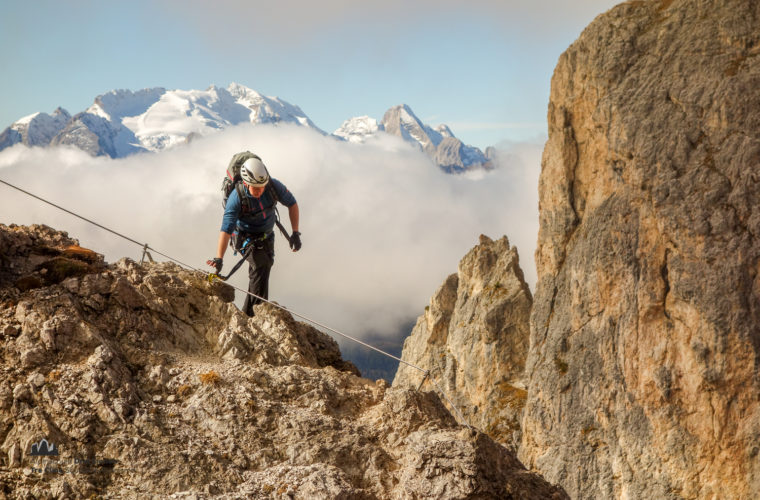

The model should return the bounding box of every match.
[0,83,492,172]
[335,105,494,173]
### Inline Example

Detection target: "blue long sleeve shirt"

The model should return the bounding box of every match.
[221,178,297,234]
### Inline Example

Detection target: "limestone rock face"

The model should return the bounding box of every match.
[0,224,564,499]
[521,1,760,499]
[394,235,533,452]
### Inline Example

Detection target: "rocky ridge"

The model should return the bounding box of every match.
[0,224,565,499]
[393,235,532,453]
[520,0,760,498]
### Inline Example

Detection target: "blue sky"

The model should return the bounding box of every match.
[1,0,620,150]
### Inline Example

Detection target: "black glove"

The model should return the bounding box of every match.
[207,257,223,273]
[290,232,302,251]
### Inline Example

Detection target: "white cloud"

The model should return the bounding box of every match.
[0,124,540,341]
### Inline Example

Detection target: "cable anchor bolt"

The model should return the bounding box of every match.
[416,370,430,392]
[140,243,154,265]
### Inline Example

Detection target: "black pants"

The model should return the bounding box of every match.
[236,233,275,317]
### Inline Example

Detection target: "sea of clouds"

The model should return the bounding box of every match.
[0,124,541,344]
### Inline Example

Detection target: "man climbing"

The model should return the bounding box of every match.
[207,154,301,316]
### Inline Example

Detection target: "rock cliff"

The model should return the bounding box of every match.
[520,0,760,498]
[393,235,532,453]
[0,224,564,499]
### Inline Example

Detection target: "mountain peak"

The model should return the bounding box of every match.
[435,124,454,138]
[0,107,72,149]
[14,112,40,126]
[386,104,423,125]
[389,103,415,113]
[330,104,490,172]
[333,116,383,143]
[377,104,490,172]
[226,82,260,97]
[0,84,325,158]
[91,87,166,122]
[394,235,532,451]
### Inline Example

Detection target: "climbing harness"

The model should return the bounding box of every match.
[0,177,473,430]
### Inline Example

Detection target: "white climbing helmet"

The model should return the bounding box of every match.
[240,156,270,187]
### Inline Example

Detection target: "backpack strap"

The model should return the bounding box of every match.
[236,181,277,215]
[235,182,253,214]
[265,182,293,244]
[266,182,279,204]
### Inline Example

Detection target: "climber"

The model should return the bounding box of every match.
[207,155,301,316]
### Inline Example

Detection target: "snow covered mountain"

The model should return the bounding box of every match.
[0,84,325,158]
[334,104,492,173]
[0,108,71,150]
[0,85,490,172]
[333,116,384,143]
